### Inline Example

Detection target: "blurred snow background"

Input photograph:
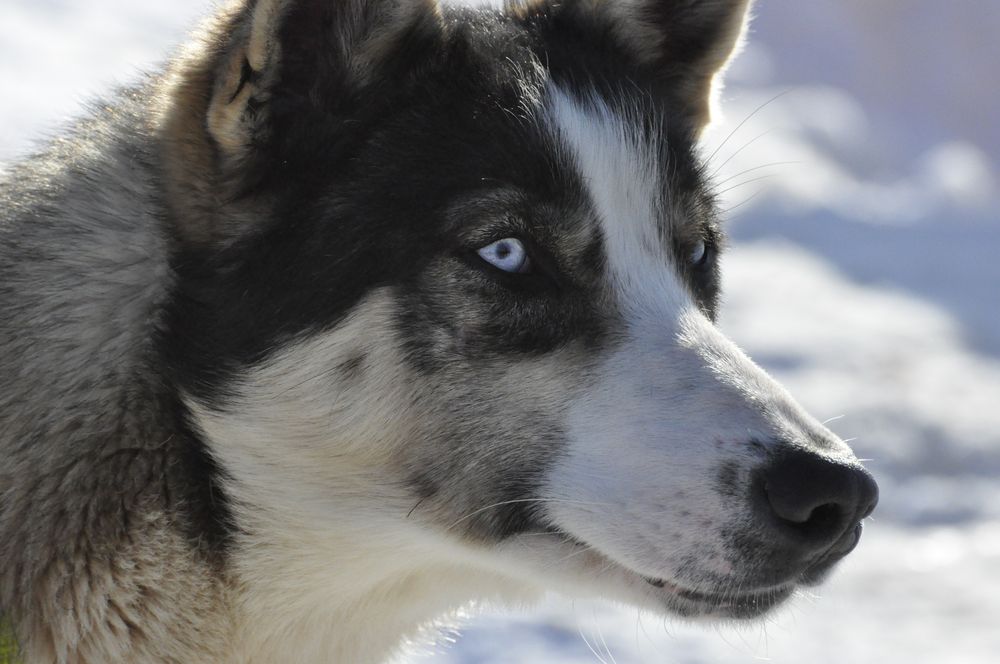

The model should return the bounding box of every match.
[2,0,998,661]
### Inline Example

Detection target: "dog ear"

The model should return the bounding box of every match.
[517,0,752,131]
[613,0,753,129]
[627,0,751,126]
[158,0,443,245]
[207,0,444,162]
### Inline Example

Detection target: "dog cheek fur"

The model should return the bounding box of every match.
[396,345,601,542]
[183,288,604,661]
[189,276,607,542]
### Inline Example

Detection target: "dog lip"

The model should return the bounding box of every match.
[799,521,864,585]
[642,575,725,604]
[543,527,688,597]
[644,575,791,606]
[545,527,795,615]
[829,522,863,558]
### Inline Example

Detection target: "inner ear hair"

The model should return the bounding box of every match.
[205,0,292,165]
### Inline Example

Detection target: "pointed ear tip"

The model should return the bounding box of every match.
[721,0,755,58]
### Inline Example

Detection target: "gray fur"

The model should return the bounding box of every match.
[0,1,875,661]
[0,87,229,661]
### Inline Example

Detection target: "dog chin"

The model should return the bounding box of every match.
[492,530,798,621]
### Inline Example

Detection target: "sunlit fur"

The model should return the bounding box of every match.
[0,1,875,662]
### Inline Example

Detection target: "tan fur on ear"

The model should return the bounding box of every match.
[206,50,259,161]
[205,0,286,167]
[153,3,252,246]
[247,0,285,72]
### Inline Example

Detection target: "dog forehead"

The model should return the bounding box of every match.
[543,85,695,314]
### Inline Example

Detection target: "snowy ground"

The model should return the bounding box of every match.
[2,1,998,662]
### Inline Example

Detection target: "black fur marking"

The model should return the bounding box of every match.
[715,461,741,499]
[336,352,367,382]
[168,8,620,400]
[409,472,441,502]
[170,397,236,561]
[169,4,723,400]
[163,4,726,547]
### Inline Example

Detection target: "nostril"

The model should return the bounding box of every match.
[762,475,845,532]
[766,496,843,539]
[755,448,877,550]
[805,502,838,526]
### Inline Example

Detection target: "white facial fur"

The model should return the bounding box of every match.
[183,87,861,662]
[539,86,857,590]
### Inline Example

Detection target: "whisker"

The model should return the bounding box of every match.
[721,190,765,215]
[406,497,426,519]
[444,497,610,531]
[703,88,793,167]
[708,128,775,179]
[636,609,657,649]
[547,544,594,568]
[713,160,801,188]
[713,173,780,197]
[594,612,619,664]
[578,624,609,664]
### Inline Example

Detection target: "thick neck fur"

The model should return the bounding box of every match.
[0,82,232,662]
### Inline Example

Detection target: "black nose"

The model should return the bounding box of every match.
[755,448,879,550]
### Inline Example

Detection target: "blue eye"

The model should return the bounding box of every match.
[477,238,532,274]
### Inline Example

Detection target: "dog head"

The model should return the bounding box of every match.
[164,0,877,622]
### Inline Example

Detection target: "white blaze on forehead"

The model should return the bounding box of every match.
[544,86,691,317]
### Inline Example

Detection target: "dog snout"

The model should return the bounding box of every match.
[752,448,879,554]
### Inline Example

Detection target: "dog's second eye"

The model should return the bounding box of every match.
[477,238,532,274]
[690,240,711,267]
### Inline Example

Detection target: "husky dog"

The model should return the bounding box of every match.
[0,0,879,661]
